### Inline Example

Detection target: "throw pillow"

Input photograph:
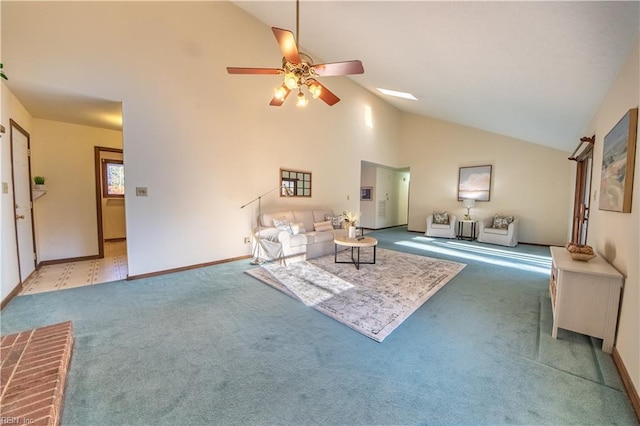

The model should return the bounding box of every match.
[325,214,344,229]
[273,217,293,234]
[492,214,514,229]
[313,220,334,232]
[433,211,449,225]
[293,222,306,234]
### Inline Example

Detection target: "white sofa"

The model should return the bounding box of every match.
[253,209,348,264]
[477,216,519,247]
[425,213,457,239]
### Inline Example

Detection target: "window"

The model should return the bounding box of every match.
[102,159,124,197]
[280,168,311,197]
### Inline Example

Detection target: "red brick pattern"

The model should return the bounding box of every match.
[0,322,74,426]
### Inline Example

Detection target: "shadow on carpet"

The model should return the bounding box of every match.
[245,248,466,342]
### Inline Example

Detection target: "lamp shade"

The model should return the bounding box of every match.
[463,199,476,209]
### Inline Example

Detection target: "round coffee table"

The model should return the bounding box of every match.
[334,236,378,270]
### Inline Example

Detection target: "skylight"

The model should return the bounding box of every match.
[376,88,417,101]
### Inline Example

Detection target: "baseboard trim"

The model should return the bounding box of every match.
[39,254,101,267]
[613,347,640,422]
[127,255,252,281]
[1,282,23,310]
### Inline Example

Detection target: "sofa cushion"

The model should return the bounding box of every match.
[313,210,336,224]
[484,227,508,235]
[492,214,514,229]
[292,211,315,233]
[306,231,335,244]
[273,217,293,233]
[262,211,294,228]
[314,220,334,232]
[433,211,450,225]
[325,214,344,229]
[431,223,451,229]
[288,234,308,248]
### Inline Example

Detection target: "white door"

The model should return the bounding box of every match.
[11,120,36,282]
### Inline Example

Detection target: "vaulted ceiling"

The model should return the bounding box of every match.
[2,1,638,152]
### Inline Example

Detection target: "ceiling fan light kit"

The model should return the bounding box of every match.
[227,1,364,107]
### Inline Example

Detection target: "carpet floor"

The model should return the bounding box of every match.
[0,227,637,425]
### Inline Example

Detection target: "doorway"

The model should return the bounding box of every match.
[94,146,126,257]
[569,136,594,245]
[10,119,37,282]
[360,161,410,229]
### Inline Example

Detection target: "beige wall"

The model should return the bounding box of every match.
[400,113,573,245]
[30,119,123,261]
[586,40,639,397]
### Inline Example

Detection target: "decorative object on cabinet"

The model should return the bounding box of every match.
[462,198,475,220]
[565,242,595,261]
[599,107,637,213]
[458,165,491,201]
[549,246,623,353]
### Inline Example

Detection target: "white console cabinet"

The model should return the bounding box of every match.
[549,246,623,353]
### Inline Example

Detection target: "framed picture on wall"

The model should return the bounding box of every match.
[599,108,638,213]
[361,187,373,201]
[458,165,492,201]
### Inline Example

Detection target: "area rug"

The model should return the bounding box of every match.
[245,248,466,342]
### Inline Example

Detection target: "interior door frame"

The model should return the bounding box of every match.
[569,136,594,244]
[9,119,37,279]
[94,146,124,258]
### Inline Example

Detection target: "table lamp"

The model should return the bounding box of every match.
[463,198,476,220]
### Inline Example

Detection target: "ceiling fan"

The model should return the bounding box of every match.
[226,0,364,107]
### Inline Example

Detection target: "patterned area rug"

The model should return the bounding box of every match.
[245,248,466,342]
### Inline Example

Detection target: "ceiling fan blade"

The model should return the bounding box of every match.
[312,60,364,77]
[309,79,340,106]
[269,84,291,106]
[227,67,282,75]
[272,27,301,64]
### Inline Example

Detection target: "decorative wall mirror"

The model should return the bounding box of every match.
[280,168,311,197]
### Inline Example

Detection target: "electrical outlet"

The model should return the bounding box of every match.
[2,182,8,194]
[136,187,148,197]
[244,237,251,244]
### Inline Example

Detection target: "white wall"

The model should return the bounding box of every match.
[400,113,573,245]
[586,39,639,399]
[30,119,123,261]
[2,2,402,277]
[1,86,32,302]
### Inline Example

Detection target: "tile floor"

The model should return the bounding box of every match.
[20,241,128,296]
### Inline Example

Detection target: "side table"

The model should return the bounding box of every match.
[457,220,478,241]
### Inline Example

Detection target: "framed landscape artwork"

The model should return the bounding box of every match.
[458,165,492,201]
[361,186,373,201]
[599,108,638,213]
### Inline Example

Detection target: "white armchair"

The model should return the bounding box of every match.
[426,213,457,239]
[477,215,519,247]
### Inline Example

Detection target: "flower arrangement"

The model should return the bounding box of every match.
[343,210,361,226]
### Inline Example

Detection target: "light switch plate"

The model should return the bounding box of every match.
[2,182,8,194]
[136,187,148,197]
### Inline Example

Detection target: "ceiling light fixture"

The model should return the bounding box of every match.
[226,0,364,107]
[377,88,418,101]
